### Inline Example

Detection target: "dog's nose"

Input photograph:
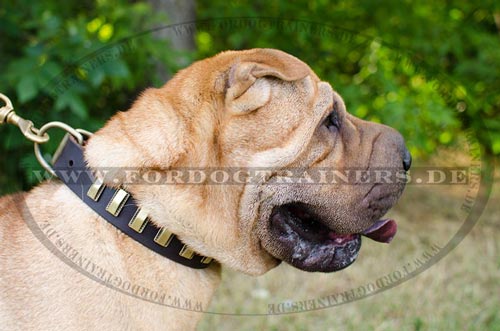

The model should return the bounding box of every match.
[402,148,412,171]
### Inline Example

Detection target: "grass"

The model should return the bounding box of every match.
[197,159,500,330]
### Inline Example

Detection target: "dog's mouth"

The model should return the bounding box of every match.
[269,203,397,272]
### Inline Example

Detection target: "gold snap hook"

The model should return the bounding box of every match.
[0,93,14,123]
[1,92,93,177]
[0,93,50,144]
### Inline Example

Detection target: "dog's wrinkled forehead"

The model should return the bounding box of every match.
[219,76,338,169]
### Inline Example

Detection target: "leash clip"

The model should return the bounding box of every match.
[1,92,93,176]
[0,93,50,144]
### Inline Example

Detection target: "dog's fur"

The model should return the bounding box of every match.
[0,49,407,330]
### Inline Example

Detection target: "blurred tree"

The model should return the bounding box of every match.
[148,0,196,81]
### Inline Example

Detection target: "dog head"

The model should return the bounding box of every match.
[85,48,409,275]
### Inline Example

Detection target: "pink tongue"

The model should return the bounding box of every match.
[361,219,397,243]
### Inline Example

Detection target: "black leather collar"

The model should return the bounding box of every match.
[52,136,213,269]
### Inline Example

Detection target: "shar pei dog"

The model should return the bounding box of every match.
[0,48,410,330]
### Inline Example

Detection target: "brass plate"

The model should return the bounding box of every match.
[154,228,174,247]
[105,189,130,216]
[128,209,149,233]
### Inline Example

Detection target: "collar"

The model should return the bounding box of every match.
[52,136,213,269]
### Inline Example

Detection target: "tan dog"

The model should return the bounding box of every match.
[0,49,409,330]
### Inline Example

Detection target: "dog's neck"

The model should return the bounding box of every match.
[54,136,219,270]
[48,136,223,321]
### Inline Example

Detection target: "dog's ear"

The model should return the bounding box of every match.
[84,88,187,183]
[225,49,310,114]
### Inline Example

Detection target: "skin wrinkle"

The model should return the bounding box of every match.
[362,183,379,201]
[334,99,345,129]
[344,115,362,155]
[211,122,222,164]
[338,109,354,158]
[117,112,156,166]
[366,131,382,171]
[235,186,247,225]
[309,137,333,168]
[354,119,363,150]
[330,132,345,169]
[339,126,349,161]
[272,120,303,152]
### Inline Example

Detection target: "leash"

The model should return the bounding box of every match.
[0,93,213,269]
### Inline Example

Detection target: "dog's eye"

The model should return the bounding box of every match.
[323,109,341,132]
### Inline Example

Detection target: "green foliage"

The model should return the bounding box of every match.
[196,0,500,159]
[0,0,180,193]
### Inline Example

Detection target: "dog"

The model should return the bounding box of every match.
[0,48,410,330]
